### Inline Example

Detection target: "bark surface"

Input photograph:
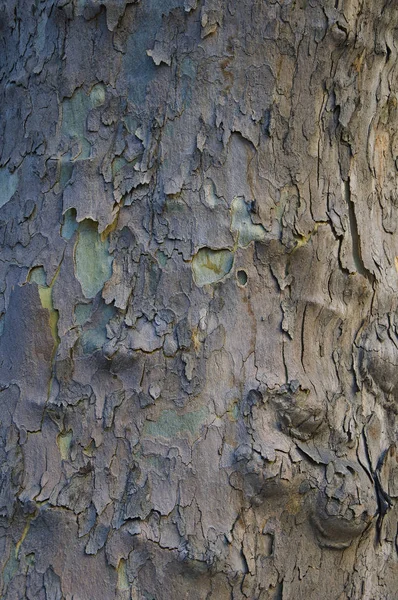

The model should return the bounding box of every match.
[0,1,397,598]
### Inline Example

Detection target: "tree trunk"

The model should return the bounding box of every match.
[0,1,397,598]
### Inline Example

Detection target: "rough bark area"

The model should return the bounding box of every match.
[0,1,397,598]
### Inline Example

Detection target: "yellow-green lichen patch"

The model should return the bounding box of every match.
[203,179,220,208]
[74,220,113,299]
[39,287,57,337]
[28,266,59,344]
[15,519,32,559]
[57,430,73,461]
[89,83,106,108]
[0,167,18,209]
[231,196,267,248]
[117,559,129,592]
[228,400,239,421]
[192,247,234,286]
[143,407,209,440]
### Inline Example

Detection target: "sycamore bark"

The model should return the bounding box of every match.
[0,1,397,598]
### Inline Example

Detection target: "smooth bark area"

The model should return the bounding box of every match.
[0,1,397,598]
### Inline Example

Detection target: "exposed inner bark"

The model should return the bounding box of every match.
[0,1,397,598]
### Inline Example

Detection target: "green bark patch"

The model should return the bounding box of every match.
[192,247,234,286]
[61,208,79,240]
[74,220,113,299]
[231,196,267,248]
[61,84,105,161]
[191,198,267,287]
[80,302,116,354]
[143,407,209,440]
[74,302,92,326]
[0,167,18,209]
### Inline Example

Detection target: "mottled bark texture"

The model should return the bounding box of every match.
[0,0,397,598]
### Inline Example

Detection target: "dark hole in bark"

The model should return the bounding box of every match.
[237,269,248,286]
